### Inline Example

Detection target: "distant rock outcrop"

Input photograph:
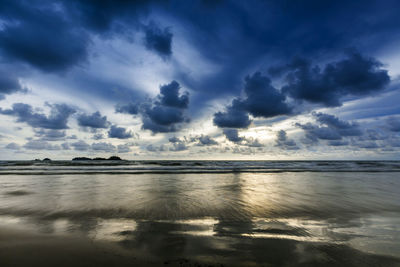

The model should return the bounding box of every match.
[93,157,107,161]
[71,156,123,161]
[108,156,122,161]
[72,157,92,161]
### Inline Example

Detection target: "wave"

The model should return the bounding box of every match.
[0,160,400,174]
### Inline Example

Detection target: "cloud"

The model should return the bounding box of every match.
[242,72,292,117]
[117,80,190,134]
[213,100,251,128]
[24,140,61,150]
[108,125,133,139]
[243,138,263,147]
[167,134,218,149]
[167,136,188,151]
[0,1,89,72]
[275,130,299,150]
[77,111,110,129]
[142,81,190,133]
[220,128,262,147]
[170,142,188,151]
[223,128,243,143]
[115,103,139,115]
[328,140,349,146]
[0,72,24,99]
[62,0,157,33]
[143,22,173,58]
[5,142,20,150]
[158,81,189,109]
[363,129,388,141]
[297,113,363,144]
[117,144,132,153]
[297,124,342,141]
[168,136,182,143]
[355,141,379,149]
[92,133,105,140]
[146,144,166,152]
[144,105,186,126]
[386,117,400,132]
[314,112,363,136]
[71,140,90,151]
[0,103,76,129]
[61,142,70,150]
[280,52,390,107]
[34,129,66,141]
[91,142,116,152]
[214,72,291,128]
[196,135,218,146]
[141,116,180,133]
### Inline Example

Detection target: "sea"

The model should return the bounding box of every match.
[0,160,399,266]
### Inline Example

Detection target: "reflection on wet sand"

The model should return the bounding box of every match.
[0,171,400,266]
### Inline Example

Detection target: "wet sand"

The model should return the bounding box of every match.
[1,223,400,267]
[1,163,400,266]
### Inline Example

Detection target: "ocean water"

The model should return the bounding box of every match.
[0,160,400,266]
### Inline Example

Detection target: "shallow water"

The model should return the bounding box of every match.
[0,161,400,266]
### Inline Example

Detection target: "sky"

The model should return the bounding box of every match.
[1,0,400,160]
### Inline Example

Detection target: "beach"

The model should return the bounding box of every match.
[0,160,400,266]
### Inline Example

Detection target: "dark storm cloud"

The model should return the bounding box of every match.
[141,81,190,133]
[297,124,342,141]
[297,113,363,144]
[77,111,110,129]
[386,117,400,132]
[141,116,179,133]
[170,0,400,112]
[117,80,190,134]
[62,0,160,33]
[0,103,76,129]
[213,100,251,129]
[158,81,189,109]
[0,1,89,72]
[0,72,24,99]
[279,52,390,107]
[222,128,243,143]
[275,130,299,150]
[363,129,388,141]
[108,125,133,139]
[328,140,349,146]
[143,22,173,58]
[243,72,291,118]
[145,106,186,126]
[314,113,363,136]
[115,103,139,115]
[1,0,400,154]
[355,141,379,149]
[0,0,169,72]
[213,72,290,129]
